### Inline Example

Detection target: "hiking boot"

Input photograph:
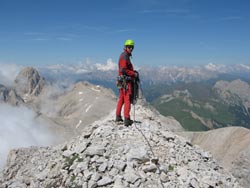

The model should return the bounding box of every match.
[124,118,133,127]
[115,115,123,122]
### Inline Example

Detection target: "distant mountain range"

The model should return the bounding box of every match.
[152,79,250,131]
[38,62,250,90]
[36,62,250,131]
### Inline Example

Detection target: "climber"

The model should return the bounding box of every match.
[115,39,138,126]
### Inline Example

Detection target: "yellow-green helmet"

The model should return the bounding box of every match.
[124,39,134,46]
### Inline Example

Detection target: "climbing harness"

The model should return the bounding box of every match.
[116,75,131,90]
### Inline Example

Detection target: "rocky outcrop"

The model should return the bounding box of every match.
[213,80,250,103]
[33,81,118,137]
[213,79,250,115]
[14,67,45,102]
[179,127,250,188]
[0,84,23,105]
[0,113,240,188]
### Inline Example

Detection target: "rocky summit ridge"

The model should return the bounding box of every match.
[0,105,241,188]
[179,126,250,188]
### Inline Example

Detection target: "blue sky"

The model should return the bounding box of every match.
[0,0,250,67]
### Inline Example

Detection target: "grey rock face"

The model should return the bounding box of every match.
[231,148,250,188]
[214,79,250,103]
[0,118,241,188]
[37,81,117,138]
[14,67,45,102]
[179,126,250,188]
[213,79,250,115]
[0,84,23,105]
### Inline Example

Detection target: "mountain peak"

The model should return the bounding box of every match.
[14,67,45,102]
[0,107,240,187]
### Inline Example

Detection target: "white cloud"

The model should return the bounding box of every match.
[56,37,72,41]
[0,64,22,86]
[204,63,227,72]
[40,58,117,74]
[0,103,57,169]
[220,16,242,21]
[139,8,189,15]
[95,58,117,71]
[33,38,49,41]
[24,32,44,36]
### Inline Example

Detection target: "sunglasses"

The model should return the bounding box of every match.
[126,45,134,49]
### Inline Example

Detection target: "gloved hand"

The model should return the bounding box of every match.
[134,70,139,78]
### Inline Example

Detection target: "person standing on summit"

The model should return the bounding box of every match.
[115,39,138,126]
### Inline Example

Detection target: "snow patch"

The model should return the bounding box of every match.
[75,120,82,128]
[91,88,101,92]
[85,105,92,112]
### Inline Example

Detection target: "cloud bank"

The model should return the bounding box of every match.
[0,64,22,86]
[0,103,57,169]
[95,58,117,71]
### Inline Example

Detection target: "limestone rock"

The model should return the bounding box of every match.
[0,84,23,105]
[0,118,241,188]
[14,67,45,102]
[179,126,250,188]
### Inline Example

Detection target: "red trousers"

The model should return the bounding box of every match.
[116,82,132,119]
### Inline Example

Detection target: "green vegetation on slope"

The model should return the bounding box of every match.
[146,80,250,131]
[153,95,236,131]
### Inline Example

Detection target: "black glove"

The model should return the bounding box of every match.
[134,70,139,78]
